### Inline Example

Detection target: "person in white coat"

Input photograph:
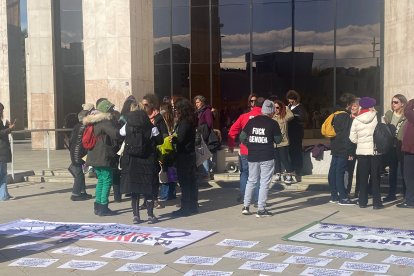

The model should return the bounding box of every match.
[349,97,383,210]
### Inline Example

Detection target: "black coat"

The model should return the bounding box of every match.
[0,120,12,163]
[331,109,354,157]
[120,110,163,195]
[69,123,87,165]
[288,104,306,143]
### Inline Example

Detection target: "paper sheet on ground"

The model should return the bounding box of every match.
[223,249,269,260]
[300,267,353,276]
[116,263,166,273]
[0,219,215,249]
[101,250,147,260]
[382,254,414,267]
[184,269,233,276]
[216,239,259,248]
[268,244,313,254]
[6,241,54,251]
[238,261,289,273]
[52,246,97,256]
[175,256,222,266]
[340,261,390,274]
[58,260,107,271]
[319,249,368,260]
[283,255,332,267]
[9,257,58,268]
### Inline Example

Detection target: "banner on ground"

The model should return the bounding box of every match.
[0,219,215,249]
[283,221,414,253]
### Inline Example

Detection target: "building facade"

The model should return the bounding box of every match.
[0,0,413,149]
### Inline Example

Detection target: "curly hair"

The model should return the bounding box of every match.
[175,98,196,126]
[286,90,301,102]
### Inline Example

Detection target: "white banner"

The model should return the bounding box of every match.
[0,219,215,249]
[284,221,414,252]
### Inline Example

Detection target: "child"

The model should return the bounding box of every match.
[69,110,92,201]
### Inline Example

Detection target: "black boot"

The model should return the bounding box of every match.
[98,204,117,216]
[131,197,142,224]
[94,202,99,215]
[146,200,158,224]
[113,184,122,202]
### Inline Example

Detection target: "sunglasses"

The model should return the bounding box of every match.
[275,106,280,109]
[250,99,256,103]
[392,101,400,104]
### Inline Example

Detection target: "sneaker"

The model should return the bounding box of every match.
[256,209,272,218]
[284,175,294,185]
[147,216,158,224]
[242,206,251,215]
[70,195,89,201]
[272,173,281,183]
[80,192,93,199]
[329,199,339,203]
[338,199,355,206]
[382,195,397,203]
[132,216,142,224]
[7,195,16,200]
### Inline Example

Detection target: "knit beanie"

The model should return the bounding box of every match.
[261,99,275,115]
[359,97,376,109]
[97,99,114,113]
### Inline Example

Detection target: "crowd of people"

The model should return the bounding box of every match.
[0,89,413,221]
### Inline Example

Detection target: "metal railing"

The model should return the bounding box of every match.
[9,128,72,179]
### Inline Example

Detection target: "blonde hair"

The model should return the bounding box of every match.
[130,102,144,111]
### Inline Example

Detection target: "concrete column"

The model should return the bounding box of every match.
[384,0,414,107]
[26,0,56,149]
[0,0,11,119]
[83,0,154,110]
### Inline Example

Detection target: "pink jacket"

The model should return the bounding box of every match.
[228,107,262,155]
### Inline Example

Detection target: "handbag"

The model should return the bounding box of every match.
[195,137,212,167]
[159,170,168,183]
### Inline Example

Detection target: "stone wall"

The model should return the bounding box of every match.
[384,0,414,105]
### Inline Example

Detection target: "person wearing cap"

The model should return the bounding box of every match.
[68,110,92,201]
[349,97,384,209]
[83,99,121,216]
[0,103,15,201]
[239,99,282,218]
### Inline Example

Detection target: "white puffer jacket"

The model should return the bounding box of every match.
[349,110,378,155]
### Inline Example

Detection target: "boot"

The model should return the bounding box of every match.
[113,184,122,203]
[98,204,117,216]
[146,200,158,224]
[131,197,142,224]
[94,202,99,215]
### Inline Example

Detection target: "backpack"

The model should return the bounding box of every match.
[373,120,396,154]
[124,126,151,158]
[207,129,221,153]
[82,125,97,150]
[321,111,346,138]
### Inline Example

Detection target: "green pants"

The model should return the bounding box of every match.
[94,167,113,204]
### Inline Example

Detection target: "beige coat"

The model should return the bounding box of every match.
[273,107,294,148]
[349,110,378,155]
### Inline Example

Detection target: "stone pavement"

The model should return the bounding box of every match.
[1,140,413,275]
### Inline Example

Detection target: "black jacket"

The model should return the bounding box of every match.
[0,120,12,163]
[288,104,306,143]
[331,108,353,157]
[69,123,87,165]
[174,118,196,155]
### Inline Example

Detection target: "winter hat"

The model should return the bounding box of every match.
[82,103,94,112]
[261,99,275,115]
[97,99,115,113]
[359,97,376,109]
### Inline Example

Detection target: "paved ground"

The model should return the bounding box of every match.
[1,141,413,275]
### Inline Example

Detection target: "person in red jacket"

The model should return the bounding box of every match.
[228,96,264,202]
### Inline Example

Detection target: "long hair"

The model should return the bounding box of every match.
[391,94,408,111]
[175,98,196,126]
[274,100,287,119]
[247,93,258,108]
[160,102,175,134]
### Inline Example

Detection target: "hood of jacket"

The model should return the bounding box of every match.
[355,110,377,124]
[126,110,153,129]
[83,112,112,125]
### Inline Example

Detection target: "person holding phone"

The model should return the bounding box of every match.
[0,103,15,201]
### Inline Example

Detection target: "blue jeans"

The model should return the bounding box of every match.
[159,182,176,201]
[328,156,348,201]
[0,162,10,201]
[244,159,274,210]
[239,154,259,201]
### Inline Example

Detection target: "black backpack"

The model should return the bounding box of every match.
[373,119,396,154]
[124,126,152,158]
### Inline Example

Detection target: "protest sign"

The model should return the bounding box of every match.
[9,258,58,268]
[175,256,222,266]
[223,250,268,260]
[382,255,414,267]
[268,244,313,254]
[319,249,368,260]
[101,250,147,260]
[238,261,289,273]
[300,267,353,276]
[0,219,215,249]
[116,263,166,273]
[52,246,97,256]
[58,260,107,271]
[284,221,414,253]
[283,255,332,267]
[340,261,390,273]
[216,239,259,248]
[184,269,233,276]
